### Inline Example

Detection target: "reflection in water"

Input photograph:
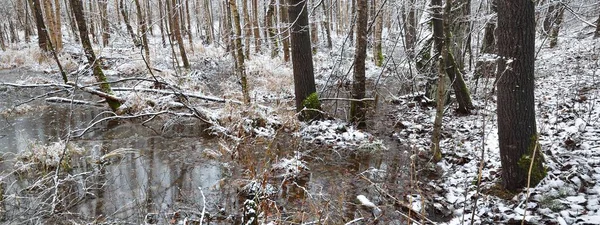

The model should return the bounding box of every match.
[0,73,412,224]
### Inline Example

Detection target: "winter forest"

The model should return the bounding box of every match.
[0,0,599,224]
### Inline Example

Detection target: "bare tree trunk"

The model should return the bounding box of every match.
[159,0,166,46]
[252,0,261,53]
[280,0,290,62]
[120,0,140,46]
[372,0,384,67]
[548,4,565,48]
[0,25,5,50]
[146,0,153,35]
[88,0,97,44]
[223,0,232,52]
[169,0,190,69]
[53,0,62,50]
[321,0,332,48]
[497,0,545,191]
[64,0,79,42]
[98,0,110,46]
[444,0,473,114]
[350,0,367,127]
[229,0,251,104]
[288,0,321,120]
[204,0,215,44]
[133,0,150,61]
[349,0,356,46]
[43,0,57,47]
[242,0,251,58]
[595,13,600,38]
[310,0,318,52]
[70,0,121,112]
[402,0,417,57]
[32,0,50,51]
[185,0,194,50]
[24,0,32,42]
[265,0,278,57]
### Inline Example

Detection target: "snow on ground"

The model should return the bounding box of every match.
[391,26,600,224]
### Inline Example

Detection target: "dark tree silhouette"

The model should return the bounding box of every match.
[288,0,321,120]
[496,0,545,191]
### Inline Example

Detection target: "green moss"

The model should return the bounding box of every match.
[376,48,384,67]
[517,135,547,186]
[300,92,322,121]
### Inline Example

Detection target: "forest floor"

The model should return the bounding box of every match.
[1,24,600,224]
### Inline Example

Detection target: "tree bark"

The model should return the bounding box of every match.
[98,0,110,46]
[70,0,121,112]
[497,0,545,191]
[43,0,57,48]
[64,0,79,42]
[280,0,290,62]
[204,0,215,44]
[548,4,565,48]
[120,0,140,46]
[403,0,417,57]
[288,0,321,120]
[146,0,153,35]
[252,0,261,53]
[158,0,166,46]
[133,0,150,61]
[350,0,367,127]
[241,0,251,58]
[32,0,50,51]
[595,13,600,38]
[53,0,62,49]
[230,0,251,104]
[444,0,473,114]
[265,0,278,57]
[372,0,384,67]
[310,0,318,52]
[169,0,190,69]
[321,0,332,48]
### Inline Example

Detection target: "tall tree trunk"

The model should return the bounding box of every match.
[32,0,50,51]
[120,0,140,46]
[350,0,367,127]
[65,0,79,42]
[280,0,290,62]
[169,0,190,69]
[99,0,110,46]
[252,0,261,53]
[288,0,321,120]
[349,0,355,46]
[242,0,251,58]
[185,0,194,50]
[43,0,57,47]
[134,0,150,61]
[24,0,32,42]
[223,0,232,52]
[146,0,153,35]
[321,0,332,48]
[204,0,215,44]
[53,0,62,50]
[88,0,98,44]
[548,4,565,48]
[0,25,5,51]
[229,0,251,104]
[497,0,545,191]
[595,13,600,38]
[542,3,555,36]
[265,0,278,57]
[70,0,121,112]
[310,0,318,52]
[372,0,384,67]
[444,0,473,114]
[159,0,166,46]
[403,0,417,57]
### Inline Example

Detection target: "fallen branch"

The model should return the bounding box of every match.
[320,97,376,102]
[45,97,101,106]
[110,87,241,104]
